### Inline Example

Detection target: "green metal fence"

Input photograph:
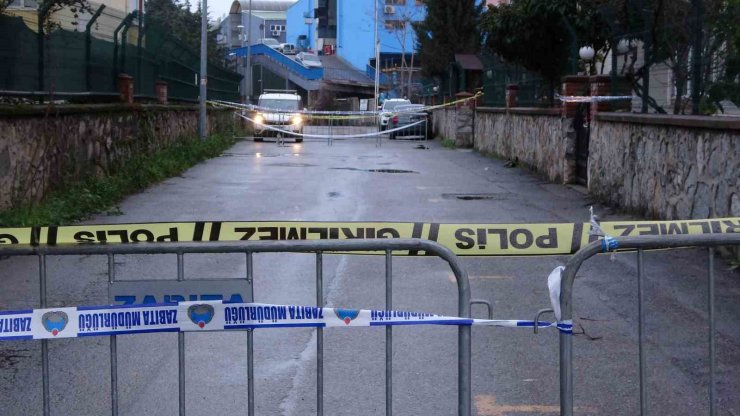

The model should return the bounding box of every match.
[480,53,550,107]
[0,8,241,102]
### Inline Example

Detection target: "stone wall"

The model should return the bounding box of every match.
[431,106,739,223]
[473,108,568,183]
[589,113,740,220]
[433,107,570,183]
[0,104,235,211]
[432,107,458,146]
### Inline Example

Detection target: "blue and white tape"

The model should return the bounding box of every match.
[556,94,633,103]
[601,235,619,252]
[0,301,572,341]
[237,113,425,139]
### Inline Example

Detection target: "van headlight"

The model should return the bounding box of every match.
[254,114,264,125]
[291,115,302,125]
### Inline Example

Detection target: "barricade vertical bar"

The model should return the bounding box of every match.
[246,252,255,416]
[316,252,324,416]
[177,252,186,416]
[637,249,647,415]
[560,330,573,416]
[329,117,333,147]
[459,316,471,414]
[708,247,716,416]
[385,250,393,416]
[39,254,50,416]
[108,254,119,416]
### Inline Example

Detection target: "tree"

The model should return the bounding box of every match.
[412,0,483,80]
[385,6,419,97]
[702,0,740,113]
[597,0,738,114]
[146,0,225,63]
[481,0,611,103]
[39,0,93,32]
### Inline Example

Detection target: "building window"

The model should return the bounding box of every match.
[384,20,405,30]
[385,0,406,5]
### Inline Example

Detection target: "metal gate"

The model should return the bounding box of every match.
[0,238,472,416]
[558,233,740,416]
[573,103,590,185]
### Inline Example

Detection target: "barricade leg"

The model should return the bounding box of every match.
[329,117,333,147]
[177,252,186,416]
[708,248,716,416]
[637,250,647,415]
[316,252,324,416]
[39,254,50,416]
[560,331,573,416]
[447,253,471,416]
[108,253,119,416]
[246,252,255,416]
[385,250,393,416]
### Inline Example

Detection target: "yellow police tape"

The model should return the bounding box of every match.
[1,218,737,256]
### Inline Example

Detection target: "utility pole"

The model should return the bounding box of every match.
[238,24,246,102]
[690,0,703,115]
[373,0,379,110]
[198,0,208,139]
[246,0,253,103]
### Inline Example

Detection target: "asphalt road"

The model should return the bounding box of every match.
[1,134,738,415]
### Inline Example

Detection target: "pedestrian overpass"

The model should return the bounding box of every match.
[231,44,379,103]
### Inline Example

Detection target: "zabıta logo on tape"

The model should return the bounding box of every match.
[334,309,360,325]
[188,304,214,328]
[41,311,69,336]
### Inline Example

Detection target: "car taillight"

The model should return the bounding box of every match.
[392,116,398,124]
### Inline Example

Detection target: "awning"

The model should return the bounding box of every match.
[454,54,483,71]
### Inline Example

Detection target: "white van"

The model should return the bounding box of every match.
[253,90,304,143]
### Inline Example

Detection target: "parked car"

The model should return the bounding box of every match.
[378,99,411,131]
[296,52,322,68]
[259,38,281,50]
[386,104,430,140]
[252,90,304,143]
[278,43,296,54]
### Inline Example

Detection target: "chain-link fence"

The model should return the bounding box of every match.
[0,5,241,102]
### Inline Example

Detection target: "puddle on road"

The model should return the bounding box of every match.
[267,162,317,167]
[330,167,418,174]
[441,193,511,201]
[368,169,418,174]
[221,152,282,158]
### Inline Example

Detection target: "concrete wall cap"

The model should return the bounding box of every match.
[595,112,740,130]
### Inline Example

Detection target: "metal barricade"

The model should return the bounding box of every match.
[558,233,740,416]
[0,238,472,416]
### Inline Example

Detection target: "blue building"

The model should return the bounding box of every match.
[286,0,425,72]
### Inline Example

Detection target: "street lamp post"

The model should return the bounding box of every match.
[198,0,208,139]
[373,0,379,110]
[246,0,253,103]
[579,46,595,75]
